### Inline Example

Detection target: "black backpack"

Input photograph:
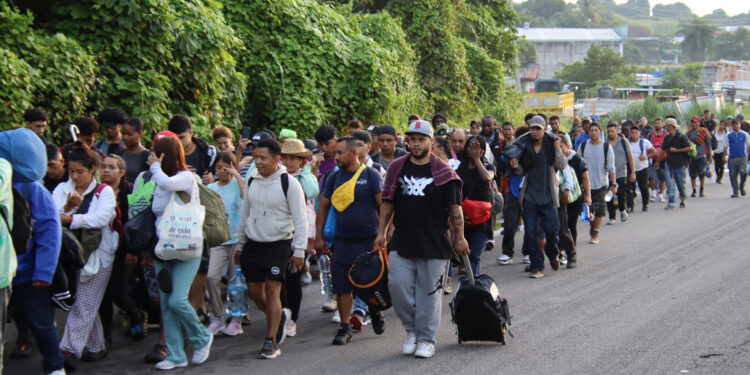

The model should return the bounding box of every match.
[1,184,33,255]
[348,249,391,312]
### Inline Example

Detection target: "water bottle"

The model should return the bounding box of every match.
[581,203,590,222]
[319,254,333,295]
[225,268,249,317]
[604,191,614,202]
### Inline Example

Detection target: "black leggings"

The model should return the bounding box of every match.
[627,169,650,210]
[715,153,726,182]
[567,197,583,246]
[99,250,142,338]
[281,254,307,322]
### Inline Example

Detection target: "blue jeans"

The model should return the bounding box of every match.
[353,295,369,314]
[155,258,212,364]
[522,200,559,272]
[665,165,687,206]
[9,283,64,373]
[467,229,489,276]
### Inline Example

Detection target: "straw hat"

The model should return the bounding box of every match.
[280,138,312,158]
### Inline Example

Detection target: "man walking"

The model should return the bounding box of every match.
[628,126,655,211]
[605,122,634,223]
[726,118,750,197]
[316,137,384,345]
[658,118,691,209]
[375,120,467,358]
[647,118,668,202]
[686,116,713,198]
[236,139,307,359]
[578,123,615,244]
[509,116,567,278]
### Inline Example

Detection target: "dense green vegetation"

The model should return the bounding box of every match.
[0,0,522,143]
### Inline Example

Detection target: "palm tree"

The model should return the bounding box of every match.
[678,18,719,62]
[577,0,600,26]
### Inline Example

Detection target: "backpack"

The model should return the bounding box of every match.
[72,184,108,263]
[125,172,157,254]
[348,248,391,311]
[1,185,33,255]
[247,172,289,198]
[580,140,611,169]
[558,165,582,202]
[178,182,231,248]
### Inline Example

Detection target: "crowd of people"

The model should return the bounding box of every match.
[1,106,749,374]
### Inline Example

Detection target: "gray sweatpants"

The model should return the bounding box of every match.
[388,251,449,344]
[728,157,747,194]
[206,244,238,318]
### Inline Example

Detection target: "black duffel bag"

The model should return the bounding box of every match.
[348,248,391,311]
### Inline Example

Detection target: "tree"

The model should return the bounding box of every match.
[518,38,537,67]
[624,42,645,65]
[577,0,600,26]
[556,45,634,87]
[678,17,718,62]
[660,63,702,94]
[653,2,693,19]
[515,0,567,21]
[713,28,750,61]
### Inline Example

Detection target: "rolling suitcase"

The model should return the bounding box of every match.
[450,255,511,344]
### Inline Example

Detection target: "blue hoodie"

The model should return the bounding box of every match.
[0,128,47,183]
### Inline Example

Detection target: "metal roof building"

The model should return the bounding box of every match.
[518,26,624,79]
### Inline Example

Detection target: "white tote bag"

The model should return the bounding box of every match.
[155,182,205,261]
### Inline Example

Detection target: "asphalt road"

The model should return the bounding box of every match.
[4,181,750,375]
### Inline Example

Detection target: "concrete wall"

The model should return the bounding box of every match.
[535,41,623,79]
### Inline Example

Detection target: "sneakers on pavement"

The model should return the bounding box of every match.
[558,253,568,266]
[10,341,33,359]
[606,218,616,225]
[522,255,531,264]
[81,348,108,362]
[285,319,297,337]
[658,194,665,202]
[529,270,543,279]
[650,191,657,202]
[443,277,453,295]
[679,201,686,208]
[155,359,187,370]
[47,370,66,375]
[567,259,577,269]
[332,324,353,345]
[371,311,385,335]
[414,342,435,358]
[620,211,628,222]
[402,333,417,355]
[276,308,291,345]
[191,332,213,365]
[301,272,312,285]
[207,317,225,335]
[496,254,513,265]
[331,313,341,323]
[258,337,281,359]
[322,295,337,312]
[221,319,243,336]
[350,310,364,333]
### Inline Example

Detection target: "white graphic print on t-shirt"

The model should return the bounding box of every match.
[399,176,434,196]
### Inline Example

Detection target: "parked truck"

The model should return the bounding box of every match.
[523,79,575,118]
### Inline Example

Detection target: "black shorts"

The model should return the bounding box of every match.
[240,239,292,283]
[330,238,373,295]
[591,188,608,218]
[689,157,707,178]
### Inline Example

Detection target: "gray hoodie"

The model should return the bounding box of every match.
[237,165,308,257]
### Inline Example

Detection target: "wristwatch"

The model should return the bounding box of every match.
[609,183,618,189]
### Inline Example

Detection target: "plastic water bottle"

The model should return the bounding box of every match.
[604,191,614,202]
[319,254,333,295]
[581,203,590,222]
[225,268,248,317]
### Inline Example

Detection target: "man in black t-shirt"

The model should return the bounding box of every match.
[657,118,692,209]
[315,137,383,345]
[375,120,467,359]
[167,115,217,185]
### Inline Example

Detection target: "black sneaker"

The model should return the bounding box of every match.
[258,337,281,359]
[332,324,353,345]
[699,187,704,197]
[143,343,167,363]
[10,341,33,359]
[276,308,290,345]
[679,201,686,208]
[567,259,577,269]
[742,188,747,196]
[371,311,385,335]
[691,190,696,198]
[642,206,648,212]
[62,350,78,372]
[81,348,108,362]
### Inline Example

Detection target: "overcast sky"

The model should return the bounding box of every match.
[561,1,748,17]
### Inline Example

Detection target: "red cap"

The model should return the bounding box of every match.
[152,130,178,150]
[690,116,700,123]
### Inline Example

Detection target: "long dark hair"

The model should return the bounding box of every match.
[153,136,187,177]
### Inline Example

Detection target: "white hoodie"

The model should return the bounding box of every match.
[237,165,307,257]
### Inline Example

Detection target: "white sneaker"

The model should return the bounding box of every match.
[301,272,312,285]
[191,332,213,364]
[207,316,225,335]
[402,333,417,355]
[322,295,337,312]
[414,342,435,358]
[221,319,243,336]
[46,370,66,375]
[285,319,297,337]
[155,360,188,370]
[606,218,616,225]
[658,194,665,202]
[496,254,512,265]
[331,313,341,323]
[522,255,531,264]
[620,211,628,222]
[650,191,657,202]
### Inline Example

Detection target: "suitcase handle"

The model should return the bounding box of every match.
[461,254,475,286]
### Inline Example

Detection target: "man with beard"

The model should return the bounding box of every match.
[376,120,467,358]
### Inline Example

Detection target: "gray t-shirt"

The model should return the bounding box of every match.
[609,137,632,179]
[578,141,615,190]
[687,129,707,159]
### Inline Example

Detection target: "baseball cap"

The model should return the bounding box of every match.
[279,128,297,139]
[153,130,178,144]
[405,120,433,137]
[737,113,745,119]
[665,118,678,127]
[251,130,273,143]
[727,115,734,120]
[690,116,700,123]
[436,123,450,136]
[529,115,546,129]
[582,116,591,123]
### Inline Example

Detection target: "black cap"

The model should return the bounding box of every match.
[251,131,273,143]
